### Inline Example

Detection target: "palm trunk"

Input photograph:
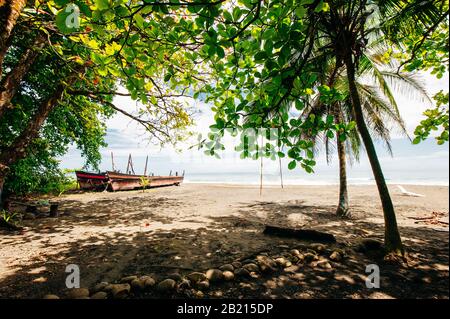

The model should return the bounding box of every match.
[344,55,404,256]
[336,132,350,217]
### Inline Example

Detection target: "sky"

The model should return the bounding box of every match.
[60,72,449,185]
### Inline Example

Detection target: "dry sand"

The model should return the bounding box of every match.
[0,183,448,298]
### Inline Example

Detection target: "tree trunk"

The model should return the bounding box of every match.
[336,125,350,217]
[0,69,83,207]
[344,55,404,256]
[0,164,7,210]
[0,0,27,77]
[0,32,46,117]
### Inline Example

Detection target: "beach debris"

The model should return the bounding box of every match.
[66,288,90,299]
[263,225,336,242]
[408,211,448,227]
[205,269,223,282]
[397,185,425,197]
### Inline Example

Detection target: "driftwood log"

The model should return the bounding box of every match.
[263,225,336,243]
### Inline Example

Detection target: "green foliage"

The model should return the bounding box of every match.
[1,0,217,195]
[1,209,20,224]
[4,143,78,196]
[195,0,343,173]
[413,90,449,145]
[389,1,449,145]
[139,176,151,192]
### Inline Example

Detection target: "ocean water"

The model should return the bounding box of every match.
[60,135,449,186]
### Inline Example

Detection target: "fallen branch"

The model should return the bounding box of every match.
[263,225,336,243]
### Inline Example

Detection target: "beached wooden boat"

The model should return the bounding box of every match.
[106,171,183,191]
[75,171,108,190]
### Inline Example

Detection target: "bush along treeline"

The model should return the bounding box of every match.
[0,0,448,259]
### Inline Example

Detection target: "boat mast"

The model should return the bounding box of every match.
[111,152,115,171]
[144,155,148,176]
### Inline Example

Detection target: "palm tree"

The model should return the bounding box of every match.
[301,47,431,218]
[314,0,445,256]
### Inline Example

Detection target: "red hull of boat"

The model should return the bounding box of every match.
[75,171,108,190]
[106,171,183,191]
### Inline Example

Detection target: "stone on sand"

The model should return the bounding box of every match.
[256,255,278,273]
[186,272,207,283]
[178,279,191,289]
[206,269,223,282]
[222,271,235,281]
[120,275,138,283]
[131,278,146,291]
[110,283,131,299]
[243,263,259,272]
[91,282,109,293]
[66,288,90,299]
[90,291,108,299]
[157,279,177,292]
[329,251,343,262]
[195,280,210,290]
[234,268,250,277]
[168,273,183,282]
[231,261,242,269]
[219,264,234,272]
[142,276,156,289]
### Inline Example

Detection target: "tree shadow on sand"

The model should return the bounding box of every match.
[0,197,448,299]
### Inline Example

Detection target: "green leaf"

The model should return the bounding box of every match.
[95,0,110,10]
[288,160,296,170]
[216,46,225,59]
[254,51,268,62]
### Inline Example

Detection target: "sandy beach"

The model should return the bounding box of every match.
[0,183,448,298]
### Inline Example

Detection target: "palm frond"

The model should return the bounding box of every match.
[379,71,433,105]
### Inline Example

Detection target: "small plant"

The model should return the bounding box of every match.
[1,210,20,224]
[140,176,151,192]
